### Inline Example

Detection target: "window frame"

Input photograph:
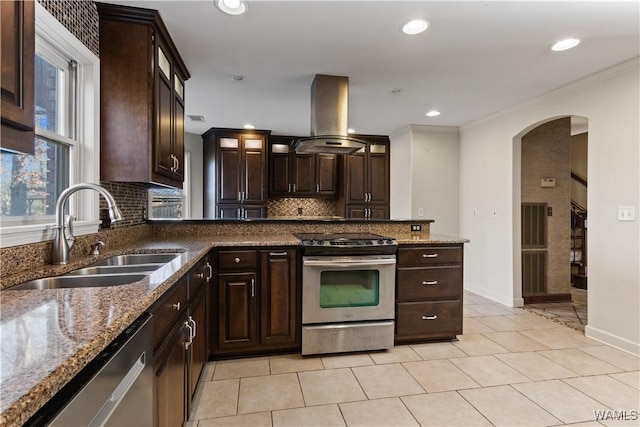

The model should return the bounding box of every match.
[0,3,100,248]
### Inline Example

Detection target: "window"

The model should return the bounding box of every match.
[0,3,99,248]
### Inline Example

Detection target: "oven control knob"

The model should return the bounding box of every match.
[387,239,394,244]
[377,239,384,244]
[307,240,315,245]
[317,240,324,245]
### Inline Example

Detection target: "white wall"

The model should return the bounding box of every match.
[185,132,203,219]
[390,125,460,237]
[460,59,640,355]
[389,128,412,219]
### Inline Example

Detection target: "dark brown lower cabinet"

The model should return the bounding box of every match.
[153,311,188,427]
[212,248,299,357]
[152,256,211,427]
[395,244,464,343]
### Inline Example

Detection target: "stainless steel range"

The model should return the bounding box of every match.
[295,233,398,355]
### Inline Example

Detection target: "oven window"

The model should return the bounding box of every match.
[319,270,379,308]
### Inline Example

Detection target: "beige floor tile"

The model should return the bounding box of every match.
[339,397,419,427]
[238,373,304,414]
[451,355,530,386]
[191,379,239,420]
[453,333,510,356]
[513,380,605,424]
[213,356,270,380]
[198,412,272,427]
[403,359,480,392]
[410,341,467,360]
[298,368,367,406]
[521,328,595,349]
[563,375,640,410]
[578,346,640,372]
[463,317,496,333]
[351,363,425,399]
[200,361,216,382]
[272,404,345,427]
[468,303,515,316]
[484,331,551,352]
[463,305,482,317]
[505,313,561,329]
[459,385,561,426]
[495,352,578,381]
[269,353,324,374]
[539,349,623,376]
[402,392,492,426]
[368,345,422,364]
[321,352,374,369]
[609,371,640,390]
[475,315,529,331]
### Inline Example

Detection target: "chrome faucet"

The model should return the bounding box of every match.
[52,183,124,265]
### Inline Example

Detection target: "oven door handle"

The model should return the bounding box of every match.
[303,258,397,267]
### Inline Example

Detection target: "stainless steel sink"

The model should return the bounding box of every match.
[89,253,181,266]
[66,264,163,276]
[7,274,148,291]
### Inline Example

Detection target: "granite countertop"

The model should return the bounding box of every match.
[0,231,465,426]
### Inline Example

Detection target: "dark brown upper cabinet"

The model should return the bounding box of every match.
[97,3,190,188]
[268,136,337,198]
[202,128,270,218]
[1,0,35,155]
[336,134,390,219]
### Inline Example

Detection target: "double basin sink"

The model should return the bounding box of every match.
[8,253,181,291]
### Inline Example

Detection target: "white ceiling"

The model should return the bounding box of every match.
[102,0,639,137]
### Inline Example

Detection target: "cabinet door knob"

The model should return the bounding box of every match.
[422,253,438,258]
[172,302,181,311]
[195,272,204,279]
[234,257,240,263]
[422,315,438,320]
[422,280,438,285]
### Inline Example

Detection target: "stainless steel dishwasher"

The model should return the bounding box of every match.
[29,313,154,427]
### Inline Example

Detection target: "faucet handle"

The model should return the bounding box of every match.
[90,241,105,256]
[64,215,76,251]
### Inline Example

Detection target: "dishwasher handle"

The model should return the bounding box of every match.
[89,352,147,427]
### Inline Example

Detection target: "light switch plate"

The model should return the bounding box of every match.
[618,206,635,221]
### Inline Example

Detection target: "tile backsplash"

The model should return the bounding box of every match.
[267,198,336,217]
[38,0,99,56]
[99,182,148,229]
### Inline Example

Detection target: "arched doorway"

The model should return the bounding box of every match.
[512,115,588,330]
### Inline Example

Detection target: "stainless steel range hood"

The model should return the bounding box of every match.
[294,75,366,154]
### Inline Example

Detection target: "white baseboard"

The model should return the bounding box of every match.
[464,281,522,308]
[585,325,640,356]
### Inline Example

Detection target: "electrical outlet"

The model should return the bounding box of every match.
[297,207,303,215]
[411,224,422,232]
[417,208,424,217]
[472,208,478,218]
[618,206,635,221]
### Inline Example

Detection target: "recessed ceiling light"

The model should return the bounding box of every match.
[551,38,580,52]
[187,115,206,122]
[347,128,356,134]
[402,19,430,35]
[216,0,248,16]
[231,74,245,81]
[426,110,441,117]
[390,88,403,95]
[243,124,255,129]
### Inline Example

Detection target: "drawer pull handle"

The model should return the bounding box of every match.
[172,302,181,311]
[422,254,438,258]
[269,252,288,256]
[422,315,438,320]
[234,257,240,263]
[422,280,438,285]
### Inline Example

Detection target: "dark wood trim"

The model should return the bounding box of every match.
[571,172,587,187]
[524,293,572,304]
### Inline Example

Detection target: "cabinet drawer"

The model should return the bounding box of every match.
[218,250,257,270]
[396,300,462,339]
[152,279,188,350]
[397,266,462,301]
[397,246,462,266]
